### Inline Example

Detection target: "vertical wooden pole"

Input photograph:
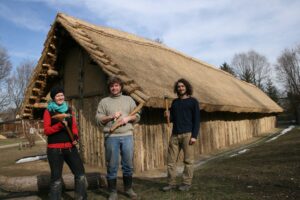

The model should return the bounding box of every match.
[164,96,170,127]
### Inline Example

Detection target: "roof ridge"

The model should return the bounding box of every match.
[57,13,259,90]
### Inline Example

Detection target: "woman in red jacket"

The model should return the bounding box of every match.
[44,86,87,200]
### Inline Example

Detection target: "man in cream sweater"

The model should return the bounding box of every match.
[96,76,140,200]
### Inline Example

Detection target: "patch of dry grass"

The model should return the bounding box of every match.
[1,127,300,199]
[130,127,300,200]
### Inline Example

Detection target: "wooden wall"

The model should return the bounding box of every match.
[63,45,106,98]
[58,36,277,174]
[74,97,277,173]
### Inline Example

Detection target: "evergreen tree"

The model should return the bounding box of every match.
[220,62,236,76]
[264,78,279,103]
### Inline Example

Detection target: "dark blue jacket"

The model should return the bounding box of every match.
[170,97,200,138]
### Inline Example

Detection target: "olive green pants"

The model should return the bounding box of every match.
[167,132,195,186]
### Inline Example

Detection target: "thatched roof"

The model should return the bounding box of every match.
[20,13,283,118]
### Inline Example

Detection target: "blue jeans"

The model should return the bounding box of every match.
[105,135,134,180]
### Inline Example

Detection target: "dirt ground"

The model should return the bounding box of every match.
[0,138,106,177]
[0,127,299,199]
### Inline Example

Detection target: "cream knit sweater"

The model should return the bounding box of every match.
[95,94,140,137]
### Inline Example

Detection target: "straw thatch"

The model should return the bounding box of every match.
[19,13,282,118]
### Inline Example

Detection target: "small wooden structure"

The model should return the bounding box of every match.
[19,13,283,173]
[0,119,43,146]
[0,120,22,136]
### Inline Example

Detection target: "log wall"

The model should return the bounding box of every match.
[74,97,277,174]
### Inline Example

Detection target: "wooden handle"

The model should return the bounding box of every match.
[109,103,144,133]
[52,114,74,142]
[65,125,75,142]
[164,98,170,127]
[52,113,70,121]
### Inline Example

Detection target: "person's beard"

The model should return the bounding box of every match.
[178,91,186,97]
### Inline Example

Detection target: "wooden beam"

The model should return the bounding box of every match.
[42,63,52,69]
[49,44,56,50]
[134,90,150,101]
[36,80,46,85]
[47,52,56,59]
[130,93,146,104]
[103,64,123,75]
[38,73,47,78]
[97,56,110,65]
[22,113,32,118]
[29,96,38,100]
[32,88,40,93]
[33,102,48,109]
[24,108,32,113]
[93,50,105,58]
[74,32,91,43]
[47,69,58,76]
[79,39,98,50]
[75,29,87,37]
[0,173,105,192]
[41,97,49,101]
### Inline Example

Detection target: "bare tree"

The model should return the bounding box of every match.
[276,44,300,123]
[231,50,270,89]
[154,38,164,44]
[276,45,300,96]
[0,45,12,112]
[6,60,35,114]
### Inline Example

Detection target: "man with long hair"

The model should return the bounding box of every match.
[162,78,200,192]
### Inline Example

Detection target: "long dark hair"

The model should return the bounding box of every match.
[173,78,193,96]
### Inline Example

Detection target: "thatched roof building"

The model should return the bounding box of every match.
[19,13,282,173]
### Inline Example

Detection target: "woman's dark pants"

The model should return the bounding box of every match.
[47,147,87,200]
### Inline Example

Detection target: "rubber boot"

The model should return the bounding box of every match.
[49,179,62,200]
[74,175,88,200]
[123,176,137,199]
[107,179,118,200]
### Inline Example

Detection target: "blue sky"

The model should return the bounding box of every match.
[0,0,300,71]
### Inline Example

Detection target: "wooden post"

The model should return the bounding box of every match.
[164,96,170,127]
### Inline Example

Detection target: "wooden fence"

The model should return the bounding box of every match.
[75,97,277,173]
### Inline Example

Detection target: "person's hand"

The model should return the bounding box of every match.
[62,120,68,127]
[112,112,122,120]
[72,135,78,145]
[72,140,78,145]
[189,138,196,145]
[164,110,170,118]
[52,113,71,121]
[120,116,130,125]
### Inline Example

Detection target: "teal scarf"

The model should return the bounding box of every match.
[47,101,68,113]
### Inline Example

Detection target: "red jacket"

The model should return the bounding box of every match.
[43,109,79,148]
